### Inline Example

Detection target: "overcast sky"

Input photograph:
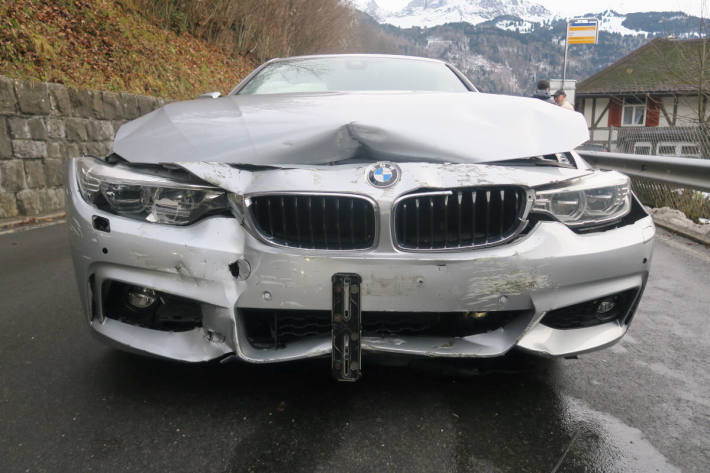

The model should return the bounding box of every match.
[542,0,705,16]
[369,0,708,16]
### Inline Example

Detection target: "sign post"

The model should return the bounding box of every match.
[563,18,599,88]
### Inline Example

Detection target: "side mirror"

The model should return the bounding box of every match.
[198,91,221,99]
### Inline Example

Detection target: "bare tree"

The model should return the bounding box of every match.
[135,0,357,63]
[653,39,709,125]
[652,3,710,126]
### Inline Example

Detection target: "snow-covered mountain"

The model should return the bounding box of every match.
[351,1,664,36]
[349,1,707,95]
[352,0,553,29]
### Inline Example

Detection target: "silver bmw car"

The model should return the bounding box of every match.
[66,54,654,381]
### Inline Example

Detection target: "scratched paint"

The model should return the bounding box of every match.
[463,269,551,305]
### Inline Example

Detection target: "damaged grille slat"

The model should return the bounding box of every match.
[250,194,376,250]
[394,186,528,250]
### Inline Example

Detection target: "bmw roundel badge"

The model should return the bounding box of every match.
[368,162,400,188]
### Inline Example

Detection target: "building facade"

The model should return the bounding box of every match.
[575,38,708,157]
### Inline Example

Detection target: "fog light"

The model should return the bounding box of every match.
[596,299,616,314]
[540,288,638,330]
[127,287,157,309]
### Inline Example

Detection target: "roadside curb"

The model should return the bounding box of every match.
[0,211,66,233]
[650,212,710,246]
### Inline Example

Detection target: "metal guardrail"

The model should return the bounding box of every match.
[587,125,710,158]
[577,150,710,193]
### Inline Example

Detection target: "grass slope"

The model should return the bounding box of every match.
[0,0,257,99]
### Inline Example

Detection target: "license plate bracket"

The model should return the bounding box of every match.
[331,273,362,382]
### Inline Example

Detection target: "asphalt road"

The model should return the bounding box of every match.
[1,223,708,473]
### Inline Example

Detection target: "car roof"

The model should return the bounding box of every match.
[264,54,449,65]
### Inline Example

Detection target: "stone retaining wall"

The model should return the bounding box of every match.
[0,75,165,218]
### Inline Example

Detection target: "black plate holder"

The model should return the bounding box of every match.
[331,273,362,382]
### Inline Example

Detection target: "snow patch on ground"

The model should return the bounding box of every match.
[597,11,648,36]
[650,207,710,244]
[495,18,535,34]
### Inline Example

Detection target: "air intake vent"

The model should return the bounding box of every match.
[393,187,529,250]
[249,194,376,250]
[241,309,528,348]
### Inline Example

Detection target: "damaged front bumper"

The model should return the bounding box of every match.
[65,160,655,366]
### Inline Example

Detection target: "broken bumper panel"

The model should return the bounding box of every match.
[66,163,655,364]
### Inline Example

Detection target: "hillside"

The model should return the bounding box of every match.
[388,20,652,95]
[0,0,256,99]
[3,0,706,99]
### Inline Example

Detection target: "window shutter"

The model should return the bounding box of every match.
[645,96,660,127]
[608,97,622,127]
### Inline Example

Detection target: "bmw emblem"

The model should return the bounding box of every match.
[368,162,400,188]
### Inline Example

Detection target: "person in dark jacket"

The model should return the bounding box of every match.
[532,79,555,104]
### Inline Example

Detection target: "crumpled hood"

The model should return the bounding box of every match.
[113,91,589,165]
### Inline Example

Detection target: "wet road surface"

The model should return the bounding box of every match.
[0,224,708,472]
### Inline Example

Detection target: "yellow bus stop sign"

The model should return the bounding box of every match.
[567,19,599,45]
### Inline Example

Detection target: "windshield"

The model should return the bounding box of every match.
[236,57,471,95]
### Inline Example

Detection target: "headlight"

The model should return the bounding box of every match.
[75,157,228,225]
[532,171,631,228]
